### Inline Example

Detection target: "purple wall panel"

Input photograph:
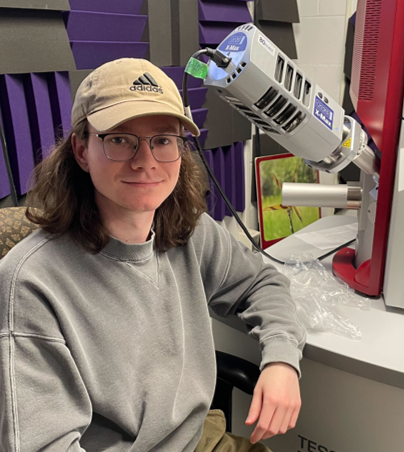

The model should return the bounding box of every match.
[197,129,208,148]
[1,75,35,196]
[162,67,203,90]
[54,72,73,137]
[70,42,149,70]
[29,74,55,159]
[199,22,237,45]
[212,147,226,221]
[179,87,208,110]
[223,144,236,216]
[0,140,11,199]
[48,72,73,138]
[185,129,208,145]
[203,149,215,215]
[233,141,245,212]
[68,0,144,15]
[199,1,251,23]
[191,109,208,129]
[65,12,147,42]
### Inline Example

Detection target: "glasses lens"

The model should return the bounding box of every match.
[151,135,184,162]
[103,134,138,161]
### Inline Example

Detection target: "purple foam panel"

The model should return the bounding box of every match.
[199,22,237,45]
[29,74,56,159]
[233,141,245,212]
[71,42,149,70]
[162,67,203,90]
[187,129,208,148]
[0,140,11,199]
[179,87,208,109]
[199,129,208,148]
[54,73,73,137]
[199,0,252,23]
[65,12,147,42]
[203,149,215,215]
[1,75,35,196]
[223,144,236,216]
[191,109,208,130]
[212,147,226,221]
[47,72,73,139]
[68,0,144,15]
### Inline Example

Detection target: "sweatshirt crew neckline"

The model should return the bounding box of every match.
[101,229,155,262]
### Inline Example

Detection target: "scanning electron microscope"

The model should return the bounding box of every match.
[203,0,404,308]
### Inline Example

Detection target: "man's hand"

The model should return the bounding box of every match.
[245,362,301,444]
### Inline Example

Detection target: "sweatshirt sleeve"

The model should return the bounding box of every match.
[0,336,91,452]
[0,254,91,452]
[194,214,306,375]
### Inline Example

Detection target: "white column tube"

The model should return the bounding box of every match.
[282,183,362,209]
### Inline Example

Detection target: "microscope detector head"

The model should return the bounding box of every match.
[203,24,345,164]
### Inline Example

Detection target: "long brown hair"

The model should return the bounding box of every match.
[26,120,209,253]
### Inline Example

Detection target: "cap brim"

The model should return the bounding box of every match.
[87,100,200,136]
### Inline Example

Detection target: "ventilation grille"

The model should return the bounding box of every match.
[226,62,247,84]
[275,55,285,83]
[294,73,303,100]
[229,101,280,134]
[285,64,294,91]
[302,80,311,107]
[352,0,382,101]
[264,95,288,118]
[253,86,307,133]
[282,111,306,133]
[237,24,254,31]
[254,87,279,110]
[225,88,306,135]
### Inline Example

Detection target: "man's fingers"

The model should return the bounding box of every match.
[249,396,277,444]
[259,405,287,441]
[289,402,301,428]
[261,401,301,440]
[245,386,263,425]
[278,406,296,435]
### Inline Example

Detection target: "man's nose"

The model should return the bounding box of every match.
[130,138,156,167]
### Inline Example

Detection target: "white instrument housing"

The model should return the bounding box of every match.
[204,24,345,163]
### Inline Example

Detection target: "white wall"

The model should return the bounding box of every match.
[294,0,348,103]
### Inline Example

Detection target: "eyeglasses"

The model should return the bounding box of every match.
[90,133,189,162]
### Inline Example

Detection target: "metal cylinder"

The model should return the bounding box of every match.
[353,145,380,179]
[282,183,362,209]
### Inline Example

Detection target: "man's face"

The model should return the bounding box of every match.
[76,115,182,217]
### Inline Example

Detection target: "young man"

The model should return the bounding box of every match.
[0,58,306,451]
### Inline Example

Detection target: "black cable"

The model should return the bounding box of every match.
[183,50,277,262]
[0,121,18,206]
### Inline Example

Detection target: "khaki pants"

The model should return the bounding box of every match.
[195,410,272,452]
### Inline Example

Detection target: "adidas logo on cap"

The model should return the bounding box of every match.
[130,72,164,94]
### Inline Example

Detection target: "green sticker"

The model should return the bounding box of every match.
[185,58,209,79]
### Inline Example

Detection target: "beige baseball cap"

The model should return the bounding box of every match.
[71,58,200,136]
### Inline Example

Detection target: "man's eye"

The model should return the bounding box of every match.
[110,136,127,145]
[156,137,171,145]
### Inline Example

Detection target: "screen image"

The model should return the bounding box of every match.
[256,154,320,247]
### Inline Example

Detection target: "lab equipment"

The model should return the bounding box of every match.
[202,0,404,307]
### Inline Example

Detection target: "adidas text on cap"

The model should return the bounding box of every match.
[71,58,200,136]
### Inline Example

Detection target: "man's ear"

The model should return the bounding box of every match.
[72,133,89,172]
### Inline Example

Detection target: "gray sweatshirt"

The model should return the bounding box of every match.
[0,213,306,452]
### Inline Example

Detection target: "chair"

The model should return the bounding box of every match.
[0,206,260,433]
[213,350,260,431]
[0,207,39,258]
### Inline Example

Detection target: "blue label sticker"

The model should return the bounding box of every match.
[218,32,248,53]
[314,96,334,130]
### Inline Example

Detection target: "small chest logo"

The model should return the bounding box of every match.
[130,73,163,94]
